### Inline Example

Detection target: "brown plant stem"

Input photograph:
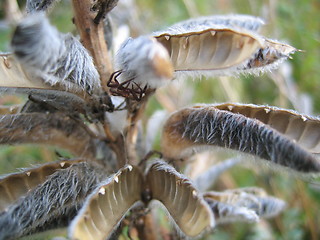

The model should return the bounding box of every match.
[135,213,157,240]
[71,0,113,92]
[4,0,22,24]
[125,97,149,166]
[71,0,123,161]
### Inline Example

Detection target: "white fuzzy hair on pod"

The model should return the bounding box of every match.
[153,14,265,36]
[26,0,59,13]
[11,13,101,94]
[115,36,173,90]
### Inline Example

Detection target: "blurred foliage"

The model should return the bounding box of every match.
[0,0,319,239]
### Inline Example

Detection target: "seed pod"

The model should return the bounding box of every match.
[26,0,58,13]
[212,103,320,154]
[113,36,173,99]
[166,14,265,33]
[0,54,50,89]
[0,162,106,240]
[153,15,296,77]
[11,13,101,94]
[204,188,286,220]
[69,165,143,240]
[239,39,297,73]
[146,160,214,237]
[0,112,97,158]
[161,105,320,174]
[0,159,85,212]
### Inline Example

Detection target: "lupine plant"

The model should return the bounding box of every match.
[0,0,319,239]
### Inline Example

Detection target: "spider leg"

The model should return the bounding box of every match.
[118,77,135,90]
[112,97,127,111]
[131,82,148,101]
[107,70,122,88]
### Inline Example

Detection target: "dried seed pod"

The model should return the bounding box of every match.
[26,0,58,13]
[11,13,101,94]
[0,162,106,240]
[204,188,286,219]
[205,198,259,224]
[0,112,97,158]
[69,165,143,240]
[112,36,173,99]
[183,14,265,32]
[0,159,85,213]
[153,15,296,77]
[161,105,320,173]
[239,39,297,73]
[212,103,320,154]
[0,54,50,89]
[146,160,214,237]
[154,28,263,74]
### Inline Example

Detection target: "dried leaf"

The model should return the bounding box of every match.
[0,159,85,213]
[0,54,50,89]
[213,103,320,154]
[146,160,214,237]
[161,106,320,173]
[0,112,96,158]
[68,165,143,240]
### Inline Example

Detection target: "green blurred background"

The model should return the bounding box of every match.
[0,0,319,239]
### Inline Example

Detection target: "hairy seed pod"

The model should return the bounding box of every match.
[69,165,143,240]
[205,199,259,224]
[161,106,320,173]
[26,0,59,13]
[238,39,297,73]
[11,13,101,94]
[0,162,107,240]
[0,159,85,213]
[212,103,320,154]
[146,160,215,237]
[115,36,173,90]
[0,112,97,158]
[153,15,296,77]
[205,188,286,220]
[165,14,265,33]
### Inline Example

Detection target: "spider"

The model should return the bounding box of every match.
[107,70,148,101]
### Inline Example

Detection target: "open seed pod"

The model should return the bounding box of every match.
[68,165,144,240]
[153,15,296,76]
[0,54,50,89]
[0,159,85,213]
[146,160,214,237]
